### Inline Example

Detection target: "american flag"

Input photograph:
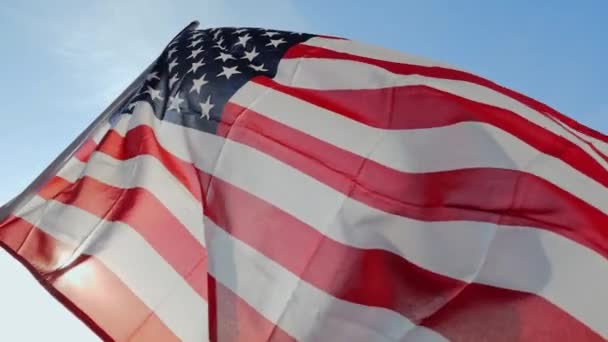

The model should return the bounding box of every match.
[1,22,608,341]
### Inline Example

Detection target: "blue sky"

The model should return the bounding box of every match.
[0,1,606,340]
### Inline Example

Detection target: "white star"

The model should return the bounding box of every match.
[199,95,215,119]
[215,52,235,62]
[168,59,179,72]
[190,74,208,94]
[188,39,203,48]
[241,46,259,61]
[168,93,185,112]
[190,32,203,40]
[167,47,178,59]
[263,31,280,38]
[188,60,205,74]
[145,85,163,101]
[146,71,159,81]
[266,38,286,48]
[217,65,241,79]
[235,33,252,48]
[169,73,180,88]
[249,63,268,72]
[187,47,204,60]
[233,28,248,35]
[214,37,226,49]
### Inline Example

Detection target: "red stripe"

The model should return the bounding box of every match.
[219,102,608,259]
[421,283,604,342]
[546,110,608,145]
[0,217,180,342]
[207,275,296,342]
[97,125,216,203]
[38,175,208,300]
[285,43,608,145]
[202,170,601,341]
[544,115,608,165]
[74,138,99,163]
[99,128,204,201]
[253,77,608,190]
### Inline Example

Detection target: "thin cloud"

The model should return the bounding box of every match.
[5,0,311,109]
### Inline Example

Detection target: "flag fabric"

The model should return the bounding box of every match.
[1,24,608,342]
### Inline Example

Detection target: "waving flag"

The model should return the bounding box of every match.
[1,21,608,341]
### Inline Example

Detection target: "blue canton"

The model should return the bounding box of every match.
[122,27,314,134]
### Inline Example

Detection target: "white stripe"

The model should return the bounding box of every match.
[118,105,608,338]
[586,135,608,156]
[552,118,608,157]
[92,122,112,144]
[55,153,206,248]
[204,218,446,342]
[302,37,459,70]
[274,57,608,173]
[231,82,608,218]
[14,196,208,342]
[305,38,608,160]
[55,157,91,184]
